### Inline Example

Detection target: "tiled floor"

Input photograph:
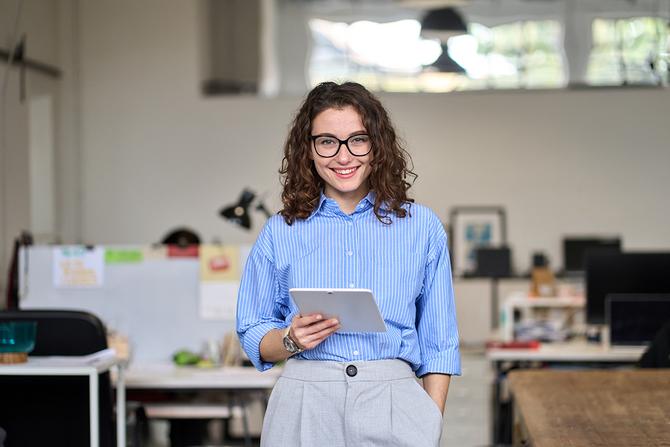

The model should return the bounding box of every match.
[145,351,493,447]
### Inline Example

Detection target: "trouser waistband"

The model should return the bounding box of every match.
[281,359,415,382]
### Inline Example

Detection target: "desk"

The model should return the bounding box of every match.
[487,341,644,445]
[124,363,281,390]
[508,369,670,447]
[0,349,126,447]
[123,363,280,445]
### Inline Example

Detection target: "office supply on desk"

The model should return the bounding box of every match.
[289,288,386,332]
[0,321,36,363]
[0,310,122,447]
[562,236,621,276]
[585,252,670,324]
[606,293,670,347]
[508,369,670,447]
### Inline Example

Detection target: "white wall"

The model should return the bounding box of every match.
[0,0,61,301]
[72,0,670,273]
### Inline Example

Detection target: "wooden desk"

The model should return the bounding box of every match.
[508,369,670,447]
[487,341,645,446]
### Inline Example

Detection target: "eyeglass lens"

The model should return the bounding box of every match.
[313,134,371,157]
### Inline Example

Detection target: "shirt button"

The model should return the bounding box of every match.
[346,365,358,377]
[353,350,359,356]
[346,250,353,256]
[349,283,355,288]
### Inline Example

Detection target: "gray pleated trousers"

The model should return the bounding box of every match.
[261,359,443,447]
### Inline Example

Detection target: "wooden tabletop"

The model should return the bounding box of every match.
[508,369,670,447]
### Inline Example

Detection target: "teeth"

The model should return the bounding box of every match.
[334,167,356,175]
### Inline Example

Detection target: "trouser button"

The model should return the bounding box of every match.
[346,365,358,377]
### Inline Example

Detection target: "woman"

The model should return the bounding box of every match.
[236,81,460,447]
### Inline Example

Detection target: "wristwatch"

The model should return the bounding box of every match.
[282,327,304,355]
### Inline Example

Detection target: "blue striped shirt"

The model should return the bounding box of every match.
[236,191,461,377]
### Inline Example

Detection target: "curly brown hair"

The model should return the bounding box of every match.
[279,82,417,225]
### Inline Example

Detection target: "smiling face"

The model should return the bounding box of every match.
[310,106,373,214]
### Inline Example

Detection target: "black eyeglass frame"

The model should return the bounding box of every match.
[309,134,372,158]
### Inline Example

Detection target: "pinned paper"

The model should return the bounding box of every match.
[105,249,143,264]
[199,281,240,320]
[142,245,167,261]
[53,246,105,288]
[199,245,241,282]
[167,245,199,258]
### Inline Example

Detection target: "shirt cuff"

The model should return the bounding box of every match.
[416,347,462,377]
[240,321,287,372]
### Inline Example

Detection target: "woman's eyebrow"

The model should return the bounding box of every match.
[312,130,367,138]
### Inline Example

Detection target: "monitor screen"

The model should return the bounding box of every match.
[607,294,670,346]
[563,237,621,274]
[585,252,670,324]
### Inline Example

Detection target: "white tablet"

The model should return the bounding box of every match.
[289,288,387,333]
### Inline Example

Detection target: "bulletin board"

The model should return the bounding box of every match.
[19,245,250,362]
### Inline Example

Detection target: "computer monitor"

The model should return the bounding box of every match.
[562,237,621,275]
[585,252,670,324]
[606,294,670,346]
[474,246,512,278]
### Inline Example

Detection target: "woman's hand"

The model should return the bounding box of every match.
[289,314,340,350]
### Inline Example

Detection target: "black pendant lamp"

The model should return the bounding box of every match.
[421,8,468,41]
[428,44,466,73]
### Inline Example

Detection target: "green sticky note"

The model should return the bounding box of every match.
[105,249,143,264]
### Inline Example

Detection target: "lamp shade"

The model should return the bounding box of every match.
[426,44,466,73]
[421,7,468,41]
[220,189,256,230]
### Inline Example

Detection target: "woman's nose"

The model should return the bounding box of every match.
[335,142,353,163]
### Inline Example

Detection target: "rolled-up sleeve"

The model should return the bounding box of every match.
[236,223,288,371]
[415,220,461,377]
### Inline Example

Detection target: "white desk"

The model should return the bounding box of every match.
[122,363,280,446]
[124,363,280,390]
[487,340,644,363]
[0,349,126,447]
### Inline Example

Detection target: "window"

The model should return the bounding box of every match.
[587,17,669,86]
[308,18,566,92]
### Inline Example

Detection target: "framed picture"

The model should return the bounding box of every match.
[448,206,507,277]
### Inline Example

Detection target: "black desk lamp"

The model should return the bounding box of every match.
[220,189,255,230]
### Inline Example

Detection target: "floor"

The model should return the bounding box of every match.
[441,350,492,447]
[144,351,493,447]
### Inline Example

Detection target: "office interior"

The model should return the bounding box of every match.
[1,0,669,446]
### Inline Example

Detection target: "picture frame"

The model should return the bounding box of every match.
[448,206,507,277]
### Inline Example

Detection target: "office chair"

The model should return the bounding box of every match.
[0,309,116,447]
[639,320,670,368]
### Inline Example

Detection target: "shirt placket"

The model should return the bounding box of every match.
[345,213,361,358]
[344,215,356,289]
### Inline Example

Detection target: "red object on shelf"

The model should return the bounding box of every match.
[486,340,541,350]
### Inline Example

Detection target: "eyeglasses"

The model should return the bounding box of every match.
[310,134,372,158]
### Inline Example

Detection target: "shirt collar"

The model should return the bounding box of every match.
[307,190,378,220]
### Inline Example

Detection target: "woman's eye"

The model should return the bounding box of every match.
[351,136,369,144]
[319,138,336,146]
